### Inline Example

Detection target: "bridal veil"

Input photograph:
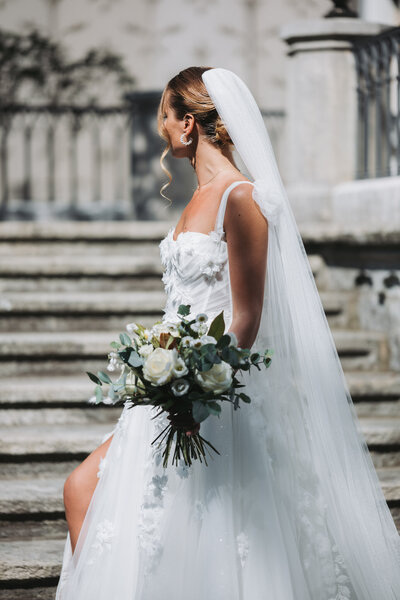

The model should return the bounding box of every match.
[201,67,400,599]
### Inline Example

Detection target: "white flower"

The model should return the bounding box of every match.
[171,378,190,397]
[106,351,121,373]
[151,322,180,339]
[88,395,97,404]
[194,361,233,393]
[190,321,201,333]
[172,356,189,377]
[190,338,203,350]
[181,336,194,347]
[102,395,114,405]
[138,343,154,357]
[126,322,139,334]
[198,322,209,335]
[142,347,178,385]
[195,313,208,323]
[199,335,217,345]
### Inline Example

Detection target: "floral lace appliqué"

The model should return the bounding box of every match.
[86,519,115,566]
[237,531,250,568]
[137,410,169,575]
[97,456,108,479]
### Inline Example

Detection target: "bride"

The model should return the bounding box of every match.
[55,66,400,599]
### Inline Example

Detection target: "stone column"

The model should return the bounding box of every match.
[280,18,388,223]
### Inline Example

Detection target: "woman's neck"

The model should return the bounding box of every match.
[192,139,238,188]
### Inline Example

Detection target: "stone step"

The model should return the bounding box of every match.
[0,254,163,277]
[0,290,166,332]
[0,415,396,461]
[0,423,116,459]
[0,461,81,480]
[0,538,65,582]
[0,289,165,317]
[0,587,57,599]
[1,466,399,520]
[331,329,389,371]
[0,275,163,293]
[0,328,388,376]
[0,478,65,516]
[1,370,398,408]
[0,519,67,543]
[0,407,121,427]
[0,241,160,257]
[0,220,171,241]
[0,290,355,332]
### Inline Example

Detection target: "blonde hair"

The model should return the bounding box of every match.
[157,66,233,202]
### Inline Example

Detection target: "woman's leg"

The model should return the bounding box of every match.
[63,433,114,553]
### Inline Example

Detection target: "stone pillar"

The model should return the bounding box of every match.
[280,18,388,223]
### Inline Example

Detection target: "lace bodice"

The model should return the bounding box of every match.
[159,180,255,328]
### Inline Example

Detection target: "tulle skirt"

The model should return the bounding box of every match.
[55,362,360,600]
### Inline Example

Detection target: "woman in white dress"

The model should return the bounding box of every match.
[56,66,400,599]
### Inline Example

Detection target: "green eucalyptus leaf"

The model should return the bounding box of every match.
[216,334,231,350]
[119,332,132,346]
[207,311,225,341]
[95,385,103,404]
[86,371,102,385]
[127,350,143,368]
[192,401,210,423]
[110,341,122,350]
[239,392,251,403]
[207,401,221,415]
[97,370,112,384]
[178,304,190,316]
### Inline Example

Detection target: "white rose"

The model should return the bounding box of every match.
[171,378,190,397]
[138,343,154,357]
[172,356,189,377]
[194,361,233,394]
[142,347,178,385]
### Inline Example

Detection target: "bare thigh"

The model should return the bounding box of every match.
[64,432,114,553]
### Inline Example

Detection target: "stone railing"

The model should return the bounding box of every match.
[0,104,133,221]
[353,26,400,180]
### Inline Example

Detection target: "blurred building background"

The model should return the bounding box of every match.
[0,1,400,598]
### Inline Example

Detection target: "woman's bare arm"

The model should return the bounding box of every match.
[223,183,268,350]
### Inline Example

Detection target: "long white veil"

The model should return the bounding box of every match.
[202,67,400,599]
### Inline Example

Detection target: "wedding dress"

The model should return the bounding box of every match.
[56,180,399,600]
[55,67,400,599]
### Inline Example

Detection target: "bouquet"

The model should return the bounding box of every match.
[87,304,273,468]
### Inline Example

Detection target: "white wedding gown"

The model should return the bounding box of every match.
[55,180,396,599]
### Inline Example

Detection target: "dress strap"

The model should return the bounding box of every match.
[214,180,255,234]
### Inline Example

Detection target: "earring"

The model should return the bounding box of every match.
[180,133,193,146]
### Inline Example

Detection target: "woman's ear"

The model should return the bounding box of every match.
[183,113,195,134]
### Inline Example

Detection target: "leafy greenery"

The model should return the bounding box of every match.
[0,26,135,107]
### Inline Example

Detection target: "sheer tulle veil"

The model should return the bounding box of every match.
[201,67,400,598]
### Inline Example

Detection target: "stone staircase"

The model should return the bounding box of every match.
[0,221,399,599]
